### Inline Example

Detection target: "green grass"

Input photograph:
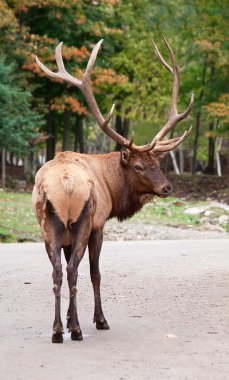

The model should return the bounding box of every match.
[0,191,228,243]
[132,197,201,227]
[0,191,41,242]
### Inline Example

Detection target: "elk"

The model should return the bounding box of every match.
[32,37,194,343]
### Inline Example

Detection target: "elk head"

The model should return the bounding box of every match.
[35,37,194,200]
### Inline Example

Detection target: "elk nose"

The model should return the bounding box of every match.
[162,184,173,196]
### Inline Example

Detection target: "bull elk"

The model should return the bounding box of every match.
[32,37,194,343]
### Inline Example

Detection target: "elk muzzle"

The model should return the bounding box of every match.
[162,183,173,197]
[155,181,173,198]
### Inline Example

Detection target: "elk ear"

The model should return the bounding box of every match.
[121,150,131,166]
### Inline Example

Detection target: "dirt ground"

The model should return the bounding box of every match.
[167,174,229,204]
[0,240,229,380]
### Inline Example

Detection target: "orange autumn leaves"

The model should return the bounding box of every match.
[50,97,87,115]
[23,42,128,114]
[47,66,128,114]
[10,0,80,13]
[206,94,229,123]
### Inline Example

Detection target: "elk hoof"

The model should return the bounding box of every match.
[52,332,63,343]
[71,330,83,341]
[96,320,110,330]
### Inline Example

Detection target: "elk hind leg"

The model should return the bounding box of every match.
[44,201,65,343]
[66,199,93,341]
[51,248,63,343]
[88,228,109,330]
[63,246,72,330]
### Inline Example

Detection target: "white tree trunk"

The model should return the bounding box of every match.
[170,150,180,175]
[216,137,223,177]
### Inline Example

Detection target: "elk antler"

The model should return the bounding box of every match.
[35,38,193,153]
[35,40,154,152]
[150,36,194,153]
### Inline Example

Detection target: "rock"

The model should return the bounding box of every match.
[184,202,229,216]
[184,206,208,215]
[209,202,229,212]
[200,217,212,225]
[204,210,215,217]
[218,215,229,224]
[103,219,229,240]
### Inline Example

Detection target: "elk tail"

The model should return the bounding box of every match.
[61,174,74,194]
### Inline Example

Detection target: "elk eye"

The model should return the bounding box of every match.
[134,164,143,172]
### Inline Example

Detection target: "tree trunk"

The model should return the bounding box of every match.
[216,151,222,177]
[191,55,208,174]
[204,63,217,175]
[115,105,130,151]
[163,153,170,173]
[178,146,184,174]
[215,133,222,177]
[205,121,215,174]
[1,149,6,188]
[62,110,72,151]
[226,132,229,177]
[74,116,84,153]
[9,152,14,165]
[115,105,123,151]
[24,150,36,184]
[170,151,180,175]
[192,110,201,174]
[46,110,56,161]
[123,117,130,139]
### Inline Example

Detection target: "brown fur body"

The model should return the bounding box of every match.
[33,150,171,237]
[32,149,172,342]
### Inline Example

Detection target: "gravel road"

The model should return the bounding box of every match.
[0,240,229,380]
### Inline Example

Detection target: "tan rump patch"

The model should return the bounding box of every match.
[61,173,74,194]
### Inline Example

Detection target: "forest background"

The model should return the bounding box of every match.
[0,0,228,185]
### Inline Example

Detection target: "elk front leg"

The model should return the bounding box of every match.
[88,229,109,330]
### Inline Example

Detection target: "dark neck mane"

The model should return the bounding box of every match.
[101,153,144,221]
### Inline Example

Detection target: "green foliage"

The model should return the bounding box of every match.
[0,0,228,165]
[0,56,43,155]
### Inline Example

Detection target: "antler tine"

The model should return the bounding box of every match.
[102,103,116,127]
[35,55,57,78]
[162,35,179,114]
[152,40,173,75]
[154,90,194,143]
[55,42,66,74]
[83,39,103,83]
[152,35,180,114]
[149,37,194,153]
[177,92,195,121]
[35,42,82,87]
[157,136,183,146]
[128,131,135,150]
[153,126,192,153]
